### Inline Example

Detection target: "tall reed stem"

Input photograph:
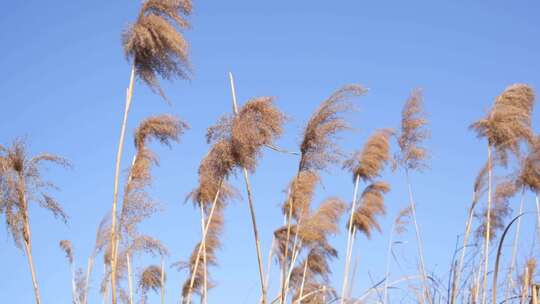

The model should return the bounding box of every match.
[450,191,478,304]
[406,169,431,304]
[340,175,361,304]
[535,195,540,243]
[383,223,396,304]
[110,65,136,304]
[18,171,41,304]
[84,256,95,304]
[481,146,493,304]
[504,188,526,300]
[184,181,223,304]
[160,259,165,304]
[199,202,208,304]
[228,72,267,304]
[127,253,134,304]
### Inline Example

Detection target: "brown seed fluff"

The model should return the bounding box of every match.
[206,96,286,172]
[350,182,391,239]
[0,139,70,249]
[299,85,366,172]
[122,0,193,98]
[471,84,535,165]
[344,128,393,182]
[397,89,429,171]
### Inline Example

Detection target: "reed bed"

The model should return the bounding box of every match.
[2,1,540,304]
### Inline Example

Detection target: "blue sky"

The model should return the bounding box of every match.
[1,1,540,303]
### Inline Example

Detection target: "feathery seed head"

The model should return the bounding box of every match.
[122,0,193,98]
[299,85,366,171]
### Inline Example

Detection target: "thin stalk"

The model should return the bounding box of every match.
[341,175,361,304]
[481,146,493,304]
[84,256,95,304]
[102,263,110,304]
[263,237,276,304]
[127,253,133,304]
[280,186,295,304]
[405,169,431,304]
[504,188,526,300]
[71,263,79,304]
[535,195,540,242]
[383,223,396,304]
[110,65,136,304]
[184,180,223,304]
[348,255,360,299]
[199,202,208,304]
[228,72,267,304]
[298,259,309,303]
[18,172,41,304]
[160,259,165,304]
[450,190,478,304]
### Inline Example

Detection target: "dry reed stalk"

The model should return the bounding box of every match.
[160,259,165,304]
[341,129,392,303]
[340,175,360,303]
[504,188,526,299]
[228,72,268,303]
[183,180,224,304]
[278,84,364,303]
[470,84,535,304]
[0,140,70,304]
[109,66,136,304]
[481,145,493,304]
[126,253,134,304]
[396,89,431,304]
[492,213,525,304]
[198,202,208,304]
[451,162,489,304]
[111,1,193,301]
[383,207,412,304]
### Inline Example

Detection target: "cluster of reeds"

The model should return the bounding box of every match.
[3,1,540,304]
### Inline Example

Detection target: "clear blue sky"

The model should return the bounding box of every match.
[1,1,540,303]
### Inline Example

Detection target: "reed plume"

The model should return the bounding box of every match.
[396,89,431,304]
[110,2,193,301]
[471,84,535,165]
[139,265,165,304]
[226,75,288,304]
[59,240,86,304]
[122,0,192,97]
[277,198,347,303]
[0,139,70,304]
[182,137,237,303]
[278,84,364,303]
[397,89,429,171]
[299,85,366,172]
[207,96,286,171]
[340,128,392,303]
[111,115,184,303]
[349,182,391,238]
[470,84,535,304]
